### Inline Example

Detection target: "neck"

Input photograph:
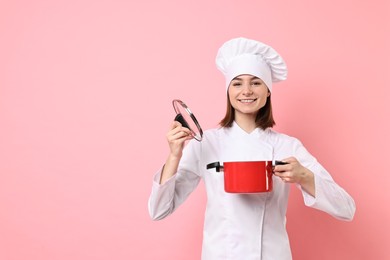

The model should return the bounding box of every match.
[234,114,257,133]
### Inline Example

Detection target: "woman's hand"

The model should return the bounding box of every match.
[159,121,193,184]
[166,121,193,158]
[273,157,316,197]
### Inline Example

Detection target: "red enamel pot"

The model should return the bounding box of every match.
[207,161,274,193]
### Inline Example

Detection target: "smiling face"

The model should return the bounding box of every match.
[228,74,270,121]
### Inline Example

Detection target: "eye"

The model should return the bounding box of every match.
[231,81,242,87]
[252,81,262,86]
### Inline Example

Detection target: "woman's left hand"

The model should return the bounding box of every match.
[273,157,315,196]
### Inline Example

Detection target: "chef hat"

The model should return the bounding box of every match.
[215,37,287,92]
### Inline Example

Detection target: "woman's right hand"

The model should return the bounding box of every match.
[166,121,193,158]
[159,121,193,184]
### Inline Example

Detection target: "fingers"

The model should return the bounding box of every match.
[274,157,309,184]
[169,120,181,130]
[274,171,291,182]
[273,163,292,175]
[168,122,192,139]
[273,157,299,183]
[168,130,193,142]
[274,171,293,183]
[273,156,298,172]
[165,121,193,158]
[166,121,194,147]
[169,121,192,134]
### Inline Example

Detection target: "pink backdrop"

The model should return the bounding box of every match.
[1,0,389,259]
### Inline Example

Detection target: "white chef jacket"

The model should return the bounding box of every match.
[148,122,356,260]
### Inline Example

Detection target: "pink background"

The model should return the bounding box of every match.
[1,0,389,259]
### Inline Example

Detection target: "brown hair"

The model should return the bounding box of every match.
[219,94,275,130]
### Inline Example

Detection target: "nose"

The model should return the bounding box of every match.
[242,83,253,95]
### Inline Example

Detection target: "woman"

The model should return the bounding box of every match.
[148,37,356,260]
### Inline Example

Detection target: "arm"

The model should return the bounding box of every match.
[275,140,356,221]
[160,121,193,184]
[301,162,356,221]
[148,121,201,220]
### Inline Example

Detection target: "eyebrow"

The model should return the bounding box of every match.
[232,76,260,81]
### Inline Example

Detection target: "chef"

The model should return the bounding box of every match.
[148,37,356,260]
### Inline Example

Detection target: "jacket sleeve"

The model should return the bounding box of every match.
[293,139,356,221]
[148,140,202,221]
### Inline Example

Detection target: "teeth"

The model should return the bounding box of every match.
[240,99,255,103]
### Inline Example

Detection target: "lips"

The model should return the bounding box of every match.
[238,98,257,103]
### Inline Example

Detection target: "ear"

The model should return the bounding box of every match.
[267,92,271,97]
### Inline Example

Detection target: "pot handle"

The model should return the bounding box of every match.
[273,160,289,172]
[274,160,288,166]
[206,162,224,172]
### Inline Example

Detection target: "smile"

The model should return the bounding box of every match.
[238,98,257,103]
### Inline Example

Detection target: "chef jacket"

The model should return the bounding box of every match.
[148,122,356,260]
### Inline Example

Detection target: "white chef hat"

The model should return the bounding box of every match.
[215,37,288,92]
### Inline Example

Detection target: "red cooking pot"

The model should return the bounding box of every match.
[206,160,287,193]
